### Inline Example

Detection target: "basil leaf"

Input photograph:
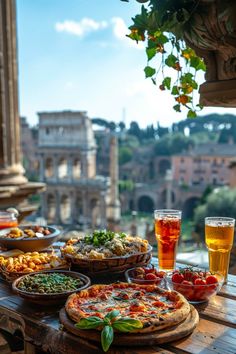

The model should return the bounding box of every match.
[105,310,120,320]
[101,325,114,352]
[113,296,129,302]
[75,317,104,330]
[112,318,143,332]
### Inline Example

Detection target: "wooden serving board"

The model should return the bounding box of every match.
[59,305,199,347]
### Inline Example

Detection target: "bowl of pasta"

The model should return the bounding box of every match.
[0,225,60,252]
[60,229,152,275]
[0,251,69,281]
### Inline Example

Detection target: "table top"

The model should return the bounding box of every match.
[0,270,236,354]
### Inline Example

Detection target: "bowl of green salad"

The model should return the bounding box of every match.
[12,270,91,305]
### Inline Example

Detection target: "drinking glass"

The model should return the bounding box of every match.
[205,217,235,283]
[154,209,182,271]
[0,210,18,230]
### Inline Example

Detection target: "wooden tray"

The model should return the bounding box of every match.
[59,305,199,347]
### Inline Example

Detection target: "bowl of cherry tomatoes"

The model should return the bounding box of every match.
[125,265,166,285]
[167,267,224,303]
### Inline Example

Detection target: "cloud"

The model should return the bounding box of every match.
[55,18,108,37]
[111,17,145,49]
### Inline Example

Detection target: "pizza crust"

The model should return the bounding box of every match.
[65,283,191,333]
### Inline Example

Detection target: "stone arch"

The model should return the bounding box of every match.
[58,157,68,179]
[60,195,71,223]
[45,157,53,178]
[158,159,171,176]
[137,195,154,213]
[73,158,81,179]
[183,197,200,219]
[47,194,56,223]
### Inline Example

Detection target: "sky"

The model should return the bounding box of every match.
[16,0,236,128]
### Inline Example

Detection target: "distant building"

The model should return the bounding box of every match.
[172,143,236,187]
[37,111,120,228]
[20,117,39,179]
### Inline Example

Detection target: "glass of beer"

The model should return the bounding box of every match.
[205,217,235,283]
[154,210,182,270]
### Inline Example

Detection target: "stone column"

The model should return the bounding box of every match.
[55,190,61,224]
[165,169,173,209]
[0,0,27,185]
[107,136,121,228]
[39,154,45,181]
[67,156,73,182]
[53,155,58,182]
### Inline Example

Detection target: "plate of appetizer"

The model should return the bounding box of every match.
[0,225,60,252]
[61,229,152,275]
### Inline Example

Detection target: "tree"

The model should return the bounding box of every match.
[119,146,133,165]
[154,133,195,156]
[193,187,236,240]
[128,121,141,140]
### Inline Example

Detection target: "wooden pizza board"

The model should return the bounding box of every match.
[59,305,199,347]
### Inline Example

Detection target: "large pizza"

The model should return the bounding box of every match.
[65,282,191,333]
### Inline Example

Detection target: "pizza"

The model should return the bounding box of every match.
[65,282,190,333]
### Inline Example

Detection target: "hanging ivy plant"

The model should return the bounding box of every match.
[121,0,207,118]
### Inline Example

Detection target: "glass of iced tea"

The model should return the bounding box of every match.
[154,210,182,271]
[0,211,18,230]
[205,217,235,283]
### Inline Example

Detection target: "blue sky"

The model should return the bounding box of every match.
[16,0,236,128]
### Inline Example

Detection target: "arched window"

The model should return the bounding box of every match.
[58,158,68,179]
[60,195,71,223]
[45,158,54,178]
[73,159,81,179]
[47,194,56,222]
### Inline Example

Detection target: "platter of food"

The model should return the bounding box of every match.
[59,282,199,351]
[0,225,60,252]
[0,251,69,281]
[61,230,152,275]
[12,270,91,305]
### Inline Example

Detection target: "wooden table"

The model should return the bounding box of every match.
[0,271,236,354]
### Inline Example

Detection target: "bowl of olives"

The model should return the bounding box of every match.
[12,270,91,305]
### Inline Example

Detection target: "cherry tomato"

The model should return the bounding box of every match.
[145,273,158,280]
[182,280,193,286]
[206,275,218,285]
[172,272,184,284]
[194,278,206,285]
[156,271,165,278]
[183,270,193,281]
[144,266,155,274]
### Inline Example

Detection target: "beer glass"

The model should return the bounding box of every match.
[205,217,235,283]
[154,210,182,270]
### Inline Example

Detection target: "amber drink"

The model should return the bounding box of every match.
[205,217,235,283]
[154,210,181,270]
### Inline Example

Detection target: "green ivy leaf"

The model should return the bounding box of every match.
[101,325,114,352]
[144,66,156,78]
[190,56,206,71]
[171,85,179,95]
[146,47,156,61]
[75,317,104,330]
[165,54,177,67]
[112,318,143,332]
[187,109,197,118]
[173,104,181,112]
[162,77,171,90]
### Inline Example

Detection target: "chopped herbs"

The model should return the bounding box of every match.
[84,230,126,246]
